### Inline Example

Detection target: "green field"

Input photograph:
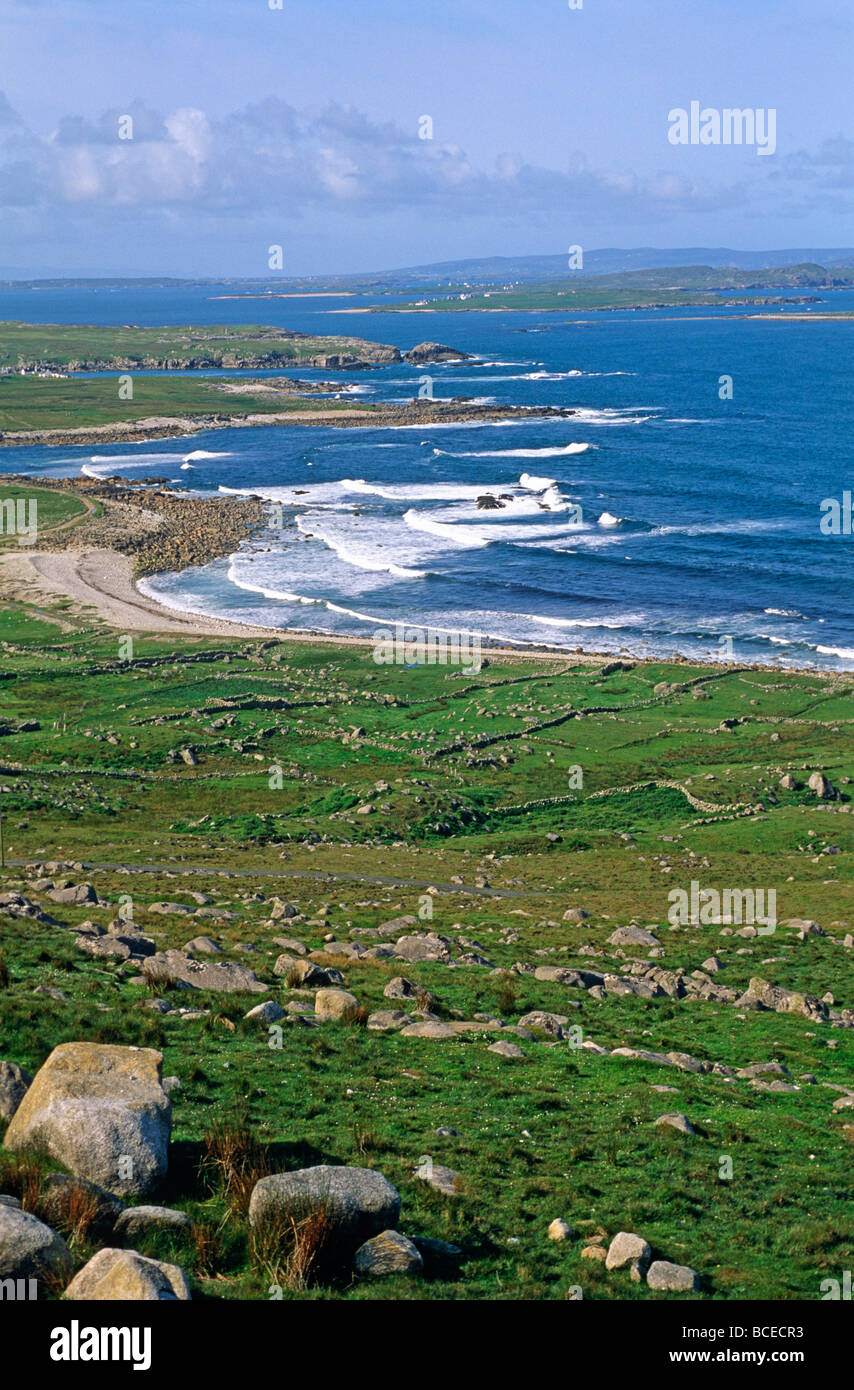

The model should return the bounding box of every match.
[0,482,89,544]
[0,321,398,371]
[0,578,852,1301]
[0,375,369,433]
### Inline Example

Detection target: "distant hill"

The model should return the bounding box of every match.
[3,248,854,292]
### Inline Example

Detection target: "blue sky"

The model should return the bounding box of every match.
[1,0,852,275]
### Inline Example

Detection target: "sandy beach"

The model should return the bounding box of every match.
[0,544,608,660]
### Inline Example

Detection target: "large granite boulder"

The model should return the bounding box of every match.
[249,1165,401,1255]
[4,1043,171,1197]
[143,950,266,994]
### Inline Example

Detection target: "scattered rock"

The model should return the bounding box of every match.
[65,1247,191,1300]
[605,1231,651,1272]
[114,1206,192,1241]
[647,1259,700,1293]
[0,1203,72,1282]
[249,1166,401,1254]
[353,1229,423,1277]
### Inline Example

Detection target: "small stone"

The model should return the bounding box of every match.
[548,1218,575,1241]
[353,1229,423,1277]
[244,1000,286,1023]
[654,1113,696,1135]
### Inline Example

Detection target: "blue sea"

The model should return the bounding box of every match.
[4,282,854,669]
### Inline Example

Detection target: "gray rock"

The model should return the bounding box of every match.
[414,1160,460,1196]
[249,1165,401,1253]
[4,1042,171,1197]
[647,1259,700,1292]
[48,883,99,905]
[488,1040,525,1059]
[605,1231,651,1271]
[394,934,452,964]
[183,936,221,954]
[244,1000,286,1024]
[144,950,266,994]
[518,1011,565,1039]
[411,1235,463,1274]
[654,1112,696,1135]
[399,1021,456,1039]
[114,1205,192,1241]
[313,988,360,1022]
[0,1060,32,1123]
[367,1010,410,1032]
[353,1229,423,1277]
[64,1247,191,1300]
[0,1203,72,1283]
[607,925,659,948]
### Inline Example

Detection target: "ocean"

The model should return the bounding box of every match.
[4,283,854,669]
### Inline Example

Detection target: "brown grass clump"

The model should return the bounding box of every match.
[201,1108,273,1218]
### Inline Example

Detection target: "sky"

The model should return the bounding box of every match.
[1,0,853,276]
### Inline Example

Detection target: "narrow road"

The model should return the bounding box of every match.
[7,857,542,897]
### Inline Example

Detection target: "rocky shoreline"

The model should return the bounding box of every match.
[0,475,267,576]
[0,400,575,449]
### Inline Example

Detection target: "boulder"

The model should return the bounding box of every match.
[394,934,452,964]
[367,1010,410,1032]
[64,1247,191,1301]
[114,1205,192,1242]
[647,1259,700,1293]
[0,1060,32,1123]
[808,771,833,798]
[399,1021,456,1039]
[353,1229,423,1277]
[143,950,266,994]
[48,883,99,905]
[518,1011,565,1039]
[488,1040,524,1059]
[605,1231,651,1272]
[249,1166,400,1255]
[608,925,659,948]
[414,1160,460,1197]
[244,1000,286,1024]
[548,1218,574,1241]
[0,1203,72,1283]
[4,1042,171,1197]
[654,1113,696,1135]
[314,988,360,1022]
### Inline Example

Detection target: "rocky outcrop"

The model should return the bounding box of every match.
[404,342,472,364]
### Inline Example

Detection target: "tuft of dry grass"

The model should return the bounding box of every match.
[250,1198,339,1292]
[201,1108,273,1217]
[35,1181,101,1248]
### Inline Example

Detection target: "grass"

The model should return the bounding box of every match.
[0,600,851,1300]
